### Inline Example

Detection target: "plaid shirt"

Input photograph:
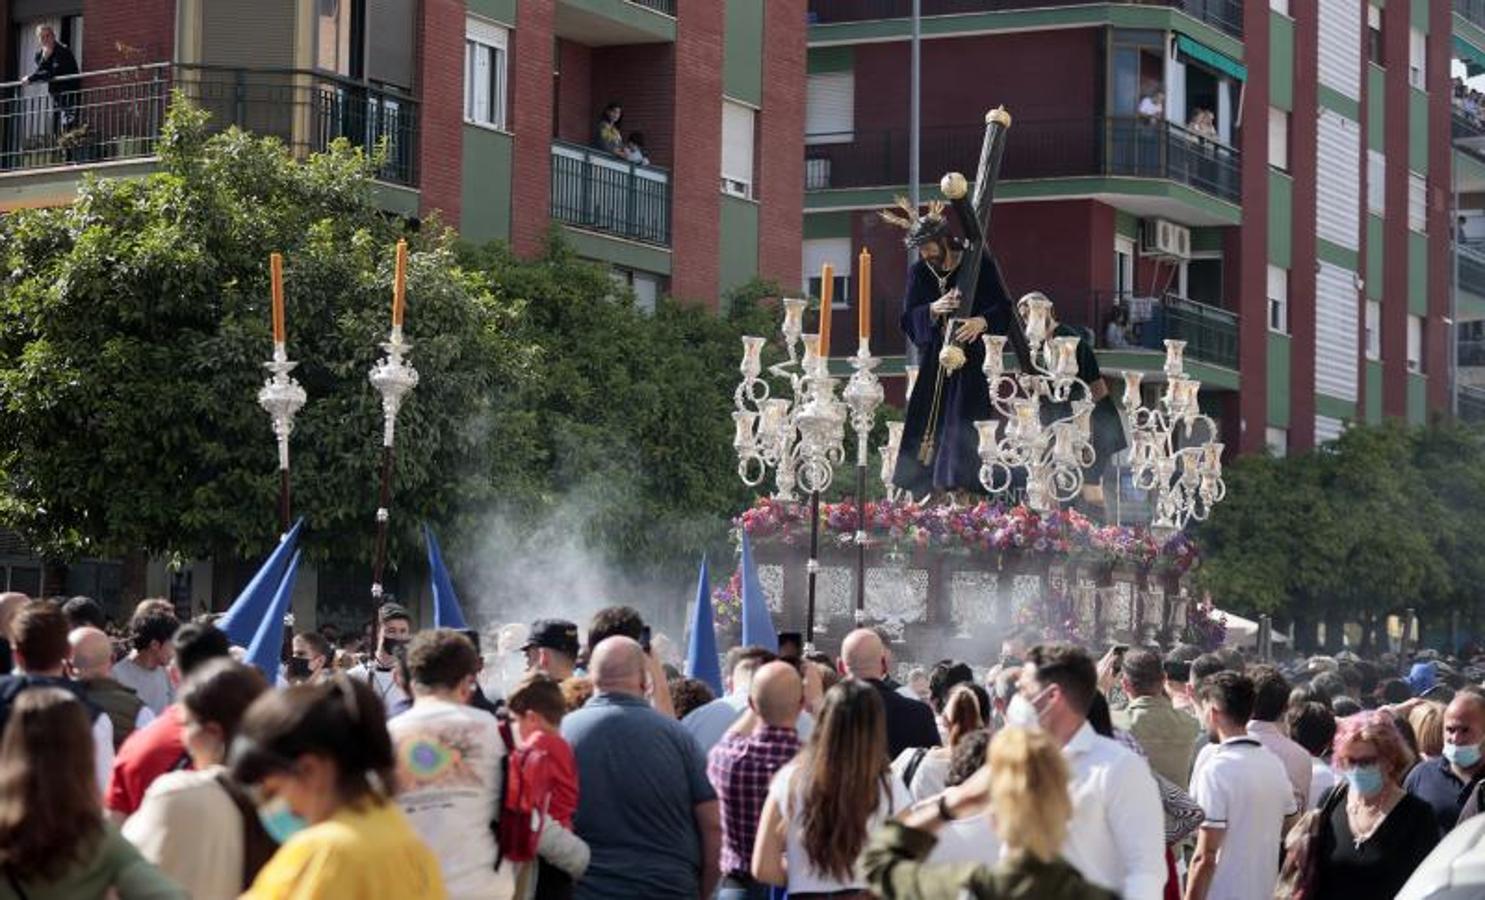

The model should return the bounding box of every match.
[707,725,802,876]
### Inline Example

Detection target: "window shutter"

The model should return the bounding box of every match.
[366,0,416,89]
[1408,172,1427,232]
[806,72,854,144]
[1367,150,1385,216]
[722,101,756,197]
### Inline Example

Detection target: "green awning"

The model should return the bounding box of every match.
[1455,34,1485,78]
[1176,34,1247,82]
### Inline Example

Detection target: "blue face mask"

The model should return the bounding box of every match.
[257,798,308,844]
[1344,764,1385,797]
[1445,741,1483,769]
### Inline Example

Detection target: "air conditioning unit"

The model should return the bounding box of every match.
[1140,218,1191,261]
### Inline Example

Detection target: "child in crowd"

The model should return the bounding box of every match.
[505,674,584,900]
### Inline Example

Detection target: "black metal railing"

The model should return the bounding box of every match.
[806,116,1241,203]
[1054,290,1238,369]
[1459,384,1485,422]
[550,140,671,246]
[628,0,677,15]
[1458,0,1485,31]
[0,64,420,186]
[807,0,1243,37]
[1458,339,1485,367]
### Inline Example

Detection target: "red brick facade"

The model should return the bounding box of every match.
[1233,0,1270,454]
[510,0,557,256]
[418,0,464,226]
[1288,3,1320,451]
[1427,0,1452,412]
[81,0,174,70]
[667,0,724,305]
[758,0,806,293]
[1382,3,1411,417]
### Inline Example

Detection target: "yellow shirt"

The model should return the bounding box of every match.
[242,800,446,900]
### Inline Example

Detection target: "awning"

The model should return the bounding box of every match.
[1175,34,1247,82]
[1455,34,1485,78]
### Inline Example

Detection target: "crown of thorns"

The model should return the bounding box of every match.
[879,196,951,248]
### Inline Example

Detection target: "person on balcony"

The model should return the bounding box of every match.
[1137,90,1165,123]
[593,101,626,158]
[623,132,650,167]
[21,24,81,135]
[1104,306,1135,351]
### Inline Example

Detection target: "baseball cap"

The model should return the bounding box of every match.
[522,619,580,657]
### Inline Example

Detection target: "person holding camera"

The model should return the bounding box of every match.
[350,603,413,718]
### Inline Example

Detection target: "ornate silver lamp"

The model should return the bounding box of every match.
[368,240,420,600]
[258,343,307,533]
[1123,340,1226,529]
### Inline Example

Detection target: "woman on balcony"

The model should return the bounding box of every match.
[594,101,626,159]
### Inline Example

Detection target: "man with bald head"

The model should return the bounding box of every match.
[562,636,721,899]
[840,628,940,757]
[706,662,804,900]
[70,627,153,749]
[1410,689,1485,832]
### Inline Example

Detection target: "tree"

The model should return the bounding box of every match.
[0,102,537,573]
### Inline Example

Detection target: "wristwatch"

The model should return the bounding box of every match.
[937,793,957,822]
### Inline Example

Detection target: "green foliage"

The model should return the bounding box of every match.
[1194,420,1485,630]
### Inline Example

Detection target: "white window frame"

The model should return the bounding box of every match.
[1367,150,1385,216]
[1409,27,1426,90]
[1270,0,1289,14]
[802,237,853,310]
[805,71,854,145]
[1365,300,1381,360]
[1267,264,1289,334]
[721,99,757,199]
[1265,426,1289,457]
[1407,314,1423,372]
[464,17,509,130]
[1268,107,1289,172]
[1408,171,1427,233]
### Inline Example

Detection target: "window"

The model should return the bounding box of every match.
[1270,0,1289,13]
[1366,300,1381,360]
[1408,171,1427,232]
[464,18,508,129]
[805,72,854,145]
[1407,314,1423,372]
[1368,5,1383,66]
[1409,27,1426,90]
[1265,427,1289,457]
[803,238,852,308]
[1367,150,1385,216]
[1267,265,1289,333]
[317,0,362,77]
[610,267,662,314]
[1268,107,1289,171]
[722,100,756,199]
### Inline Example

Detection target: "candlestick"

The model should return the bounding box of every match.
[270,253,285,345]
[858,247,872,343]
[817,273,832,361]
[392,238,408,329]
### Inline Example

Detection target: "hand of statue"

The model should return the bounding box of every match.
[930,289,961,317]
[954,317,987,344]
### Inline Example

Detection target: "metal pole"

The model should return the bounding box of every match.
[806,489,821,647]
[855,458,867,621]
[279,468,291,535]
[906,0,922,370]
[370,446,395,598]
[1453,157,1461,419]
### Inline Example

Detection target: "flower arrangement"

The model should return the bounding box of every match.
[1183,600,1228,651]
[712,569,745,626]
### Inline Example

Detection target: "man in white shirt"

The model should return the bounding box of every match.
[683,646,814,754]
[388,628,513,900]
[1008,643,1166,900]
[111,607,178,715]
[1246,665,1313,811]
[350,602,412,717]
[1187,671,1299,900]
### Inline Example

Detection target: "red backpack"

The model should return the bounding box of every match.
[495,719,551,866]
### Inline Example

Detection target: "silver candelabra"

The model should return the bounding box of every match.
[1124,340,1226,529]
[368,325,420,599]
[258,342,308,532]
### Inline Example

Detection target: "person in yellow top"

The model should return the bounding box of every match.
[230,676,447,900]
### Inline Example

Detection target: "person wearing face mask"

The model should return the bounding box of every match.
[123,660,276,898]
[1004,644,1165,900]
[1311,710,1439,900]
[1404,690,1485,833]
[287,631,333,685]
[229,674,446,899]
[350,603,413,717]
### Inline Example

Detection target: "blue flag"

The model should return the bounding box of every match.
[739,531,778,652]
[219,518,304,648]
[424,524,468,631]
[245,549,302,680]
[684,556,723,695]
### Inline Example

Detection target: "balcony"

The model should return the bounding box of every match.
[807,0,1243,38]
[1460,241,1485,298]
[550,141,671,246]
[806,116,1241,204]
[1459,0,1485,31]
[0,64,419,186]
[1061,290,1239,370]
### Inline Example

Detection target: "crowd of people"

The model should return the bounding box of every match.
[1453,75,1485,130]
[0,586,1482,899]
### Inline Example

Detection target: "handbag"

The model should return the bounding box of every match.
[1274,782,1347,900]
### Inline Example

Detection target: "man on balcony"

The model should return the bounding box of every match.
[21,25,82,147]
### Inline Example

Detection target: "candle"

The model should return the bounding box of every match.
[270,253,285,345]
[392,238,408,328]
[817,272,832,360]
[858,248,872,343]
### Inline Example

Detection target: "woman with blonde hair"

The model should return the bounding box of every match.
[1310,710,1439,900]
[1407,700,1444,761]
[753,680,911,896]
[892,683,984,801]
[863,726,1115,899]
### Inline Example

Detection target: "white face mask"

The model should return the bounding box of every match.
[1005,687,1050,730]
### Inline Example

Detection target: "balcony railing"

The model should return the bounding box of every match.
[1459,0,1485,31]
[1460,241,1485,298]
[628,0,677,14]
[807,0,1243,37]
[1459,339,1485,368]
[0,64,419,186]
[1058,290,1238,370]
[1459,384,1485,423]
[806,116,1241,203]
[550,141,671,246]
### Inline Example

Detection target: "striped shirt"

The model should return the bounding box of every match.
[707,726,801,876]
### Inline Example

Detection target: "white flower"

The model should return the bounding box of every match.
[939,344,967,374]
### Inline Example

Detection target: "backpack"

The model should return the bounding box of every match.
[497,721,554,867]
[900,747,931,792]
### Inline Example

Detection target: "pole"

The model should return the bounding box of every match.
[1452,157,1461,419]
[855,456,867,622]
[278,468,291,536]
[906,0,921,371]
[806,489,821,647]
[370,446,395,598]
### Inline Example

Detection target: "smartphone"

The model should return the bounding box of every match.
[640,625,652,654]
